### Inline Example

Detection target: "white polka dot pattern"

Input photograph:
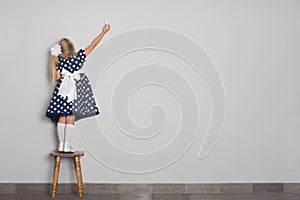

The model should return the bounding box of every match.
[46,49,100,122]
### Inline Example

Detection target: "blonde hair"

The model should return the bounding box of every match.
[49,38,76,83]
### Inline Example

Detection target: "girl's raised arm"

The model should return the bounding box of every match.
[85,24,111,57]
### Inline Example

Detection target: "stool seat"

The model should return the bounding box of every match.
[50,151,84,198]
[50,151,84,157]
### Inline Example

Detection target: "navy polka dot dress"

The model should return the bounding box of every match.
[45,49,100,123]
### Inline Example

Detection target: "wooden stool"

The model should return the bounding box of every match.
[50,151,84,198]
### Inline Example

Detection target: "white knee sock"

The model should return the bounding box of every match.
[57,123,65,143]
[64,124,74,144]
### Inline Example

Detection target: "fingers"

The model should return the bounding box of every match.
[103,24,111,32]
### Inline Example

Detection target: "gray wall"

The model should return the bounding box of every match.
[0,0,299,183]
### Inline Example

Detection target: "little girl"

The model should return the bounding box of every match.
[45,23,111,153]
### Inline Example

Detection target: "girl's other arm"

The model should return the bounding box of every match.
[56,71,61,80]
[85,24,111,57]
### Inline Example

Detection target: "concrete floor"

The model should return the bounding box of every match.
[0,193,300,200]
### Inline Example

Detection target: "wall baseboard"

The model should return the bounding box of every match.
[0,183,299,194]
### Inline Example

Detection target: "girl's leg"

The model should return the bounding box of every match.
[57,116,66,152]
[63,115,75,152]
[58,116,67,124]
[66,115,75,125]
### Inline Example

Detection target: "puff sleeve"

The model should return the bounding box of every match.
[56,59,63,72]
[76,49,86,67]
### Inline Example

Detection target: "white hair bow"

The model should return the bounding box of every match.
[50,43,62,56]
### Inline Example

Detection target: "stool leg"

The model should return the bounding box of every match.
[51,156,61,198]
[74,156,84,197]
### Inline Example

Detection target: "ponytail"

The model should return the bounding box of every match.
[49,38,75,83]
[49,55,58,83]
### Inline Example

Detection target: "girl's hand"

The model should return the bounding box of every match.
[56,71,61,81]
[102,24,111,33]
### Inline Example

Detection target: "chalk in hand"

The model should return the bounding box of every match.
[104,20,109,25]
